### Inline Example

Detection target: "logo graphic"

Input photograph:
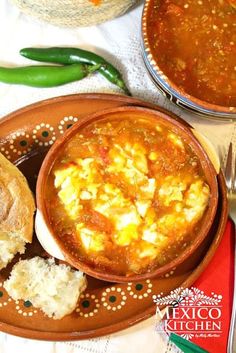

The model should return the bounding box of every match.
[154,287,222,340]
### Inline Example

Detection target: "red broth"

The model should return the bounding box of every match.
[147,0,236,107]
[46,118,210,276]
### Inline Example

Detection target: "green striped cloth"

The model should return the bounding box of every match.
[169,333,209,353]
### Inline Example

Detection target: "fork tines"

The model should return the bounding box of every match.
[225,142,235,193]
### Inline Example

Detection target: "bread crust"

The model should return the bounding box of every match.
[0,153,35,242]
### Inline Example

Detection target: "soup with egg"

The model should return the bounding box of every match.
[46,114,211,276]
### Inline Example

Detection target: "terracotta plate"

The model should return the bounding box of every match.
[0,93,228,340]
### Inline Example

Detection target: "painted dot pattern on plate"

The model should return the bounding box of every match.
[58,116,78,134]
[127,279,153,299]
[0,131,32,159]
[0,117,80,162]
[0,283,11,308]
[101,287,127,312]
[76,293,100,318]
[15,299,37,317]
[32,123,56,147]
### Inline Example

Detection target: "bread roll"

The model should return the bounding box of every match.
[4,256,87,319]
[0,153,35,269]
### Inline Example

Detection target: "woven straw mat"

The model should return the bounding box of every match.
[10,0,138,27]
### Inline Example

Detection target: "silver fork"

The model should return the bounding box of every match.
[225,142,236,353]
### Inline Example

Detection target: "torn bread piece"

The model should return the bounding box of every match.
[4,256,87,320]
[0,152,35,270]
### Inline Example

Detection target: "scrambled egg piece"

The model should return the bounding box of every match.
[76,224,105,252]
[142,223,166,246]
[140,207,168,254]
[157,214,185,235]
[108,142,148,184]
[135,200,151,218]
[139,178,210,257]
[168,132,184,149]
[140,178,156,198]
[107,142,156,218]
[138,241,157,260]
[156,179,210,237]
[94,183,141,246]
[184,180,210,222]
[158,176,187,206]
[54,158,100,218]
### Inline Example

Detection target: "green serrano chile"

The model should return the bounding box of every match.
[0,63,100,87]
[20,47,131,95]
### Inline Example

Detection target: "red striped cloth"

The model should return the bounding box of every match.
[191,220,234,353]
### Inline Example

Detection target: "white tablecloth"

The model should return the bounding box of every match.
[0,1,235,352]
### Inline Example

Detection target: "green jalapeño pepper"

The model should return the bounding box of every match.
[20,47,131,95]
[0,63,100,87]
